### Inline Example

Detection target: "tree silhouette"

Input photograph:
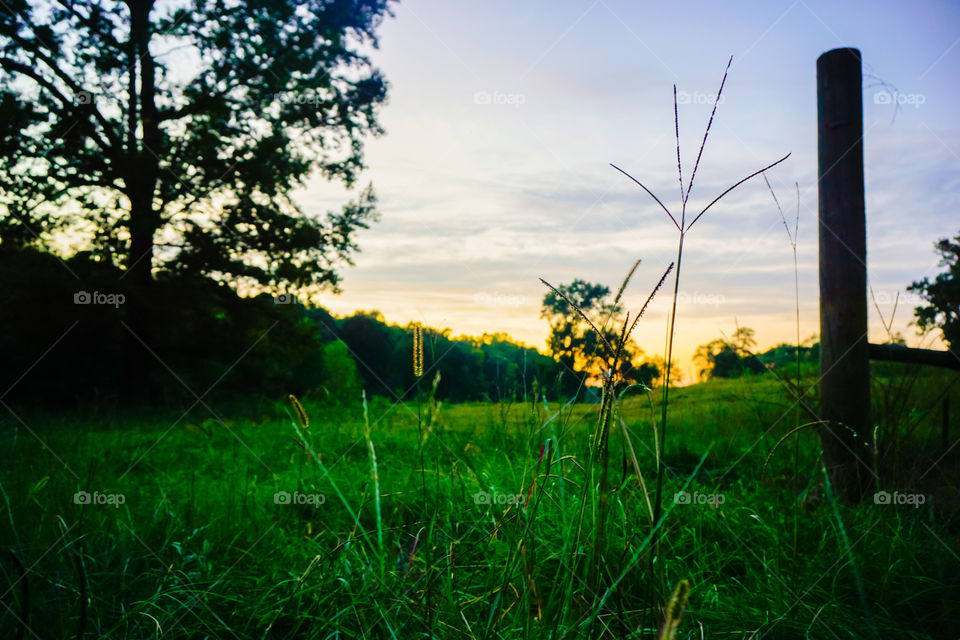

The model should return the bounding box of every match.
[541,280,620,379]
[541,277,667,395]
[694,326,765,379]
[0,0,392,395]
[908,231,960,351]
[731,325,757,353]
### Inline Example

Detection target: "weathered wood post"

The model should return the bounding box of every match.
[943,397,950,455]
[817,47,874,502]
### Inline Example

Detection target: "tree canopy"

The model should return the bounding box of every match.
[0,0,395,401]
[0,0,392,293]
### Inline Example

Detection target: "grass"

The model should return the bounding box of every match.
[1,370,958,638]
[608,55,789,629]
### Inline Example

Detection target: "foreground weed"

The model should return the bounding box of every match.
[657,579,691,640]
[764,175,804,553]
[611,56,790,622]
[540,263,671,637]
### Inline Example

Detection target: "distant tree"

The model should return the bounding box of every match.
[908,232,960,351]
[612,359,656,390]
[646,356,681,388]
[731,325,757,353]
[694,326,765,379]
[328,314,563,404]
[541,280,617,371]
[694,338,727,380]
[339,311,398,397]
[319,340,361,404]
[756,342,819,372]
[540,279,649,394]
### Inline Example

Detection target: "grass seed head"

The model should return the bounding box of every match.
[659,578,692,640]
[288,394,309,429]
[413,323,424,377]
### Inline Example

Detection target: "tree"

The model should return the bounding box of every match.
[693,326,766,379]
[0,245,329,405]
[319,339,361,404]
[908,232,960,351]
[0,0,392,395]
[541,280,616,370]
[755,341,818,372]
[647,356,680,388]
[540,279,656,396]
[542,281,615,374]
[731,325,756,353]
[339,311,398,397]
[694,339,726,380]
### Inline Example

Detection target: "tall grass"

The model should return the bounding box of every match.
[763,174,803,553]
[1,386,957,638]
[610,55,790,617]
[539,262,671,637]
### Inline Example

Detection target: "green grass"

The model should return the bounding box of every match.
[1,372,958,639]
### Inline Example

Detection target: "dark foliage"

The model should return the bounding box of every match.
[0,247,323,408]
[0,248,562,409]
[909,232,960,351]
[335,317,564,403]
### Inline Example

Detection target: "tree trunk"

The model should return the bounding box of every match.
[121,0,161,404]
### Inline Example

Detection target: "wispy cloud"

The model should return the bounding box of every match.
[298,0,959,375]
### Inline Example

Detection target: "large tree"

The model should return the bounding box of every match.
[0,0,390,288]
[0,0,392,395]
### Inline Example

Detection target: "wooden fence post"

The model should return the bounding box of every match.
[943,397,950,455]
[817,47,874,502]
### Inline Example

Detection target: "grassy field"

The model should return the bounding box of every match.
[1,371,958,639]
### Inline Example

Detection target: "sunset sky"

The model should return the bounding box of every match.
[302,0,960,381]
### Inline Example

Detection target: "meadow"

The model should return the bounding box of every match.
[2,368,957,639]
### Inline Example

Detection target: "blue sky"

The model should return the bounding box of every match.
[300,0,960,380]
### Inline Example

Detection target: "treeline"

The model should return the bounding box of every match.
[335,312,564,403]
[694,329,820,380]
[0,247,565,409]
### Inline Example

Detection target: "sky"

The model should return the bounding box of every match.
[299,0,960,382]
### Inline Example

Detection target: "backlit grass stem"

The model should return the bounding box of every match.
[612,51,789,560]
